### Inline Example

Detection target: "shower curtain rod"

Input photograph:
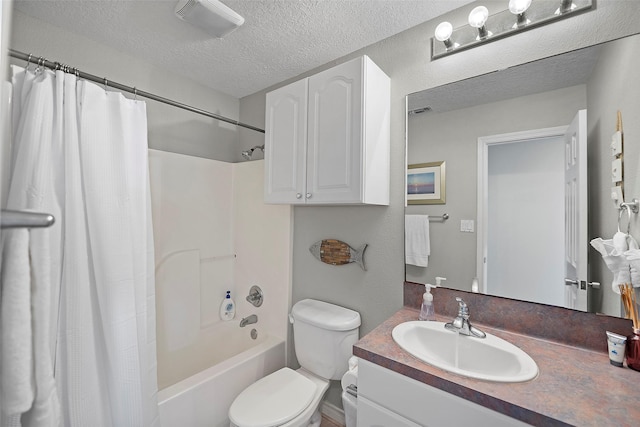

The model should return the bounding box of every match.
[8,48,265,134]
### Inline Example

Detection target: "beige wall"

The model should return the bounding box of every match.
[239,0,640,407]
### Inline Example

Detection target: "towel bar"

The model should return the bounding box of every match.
[1,210,55,229]
[428,213,449,222]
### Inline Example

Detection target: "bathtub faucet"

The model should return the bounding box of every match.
[240,314,258,327]
[246,285,264,307]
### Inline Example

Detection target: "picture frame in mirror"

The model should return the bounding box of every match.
[407,161,446,205]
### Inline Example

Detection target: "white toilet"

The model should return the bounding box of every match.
[229,299,361,427]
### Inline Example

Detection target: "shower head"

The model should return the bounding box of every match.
[241,145,265,160]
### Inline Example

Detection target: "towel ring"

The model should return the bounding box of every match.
[618,204,632,234]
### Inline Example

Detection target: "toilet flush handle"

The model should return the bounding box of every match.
[289,314,294,324]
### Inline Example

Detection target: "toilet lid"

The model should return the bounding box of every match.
[229,367,316,427]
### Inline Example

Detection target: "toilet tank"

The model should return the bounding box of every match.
[290,299,361,380]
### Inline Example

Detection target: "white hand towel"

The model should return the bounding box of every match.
[22,228,60,427]
[405,215,430,267]
[1,229,34,418]
[1,227,61,427]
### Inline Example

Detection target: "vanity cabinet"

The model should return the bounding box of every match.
[357,359,528,427]
[264,55,390,205]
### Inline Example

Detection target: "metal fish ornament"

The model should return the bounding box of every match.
[309,239,367,271]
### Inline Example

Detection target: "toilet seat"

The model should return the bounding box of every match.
[229,368,317,427]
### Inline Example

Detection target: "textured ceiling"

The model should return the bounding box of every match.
[13,0,474,98]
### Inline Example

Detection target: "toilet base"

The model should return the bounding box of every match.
[308,408,321,427]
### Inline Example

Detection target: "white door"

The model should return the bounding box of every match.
[564,109,588,311]
[264,78,308,204]
[306,57,363,204]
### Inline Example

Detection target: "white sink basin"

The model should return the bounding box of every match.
[392,321,538,383]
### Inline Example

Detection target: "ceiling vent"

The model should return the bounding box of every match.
[175,0,245,38]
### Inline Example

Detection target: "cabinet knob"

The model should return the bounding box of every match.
[306,193,312,199]
[296,193,302,199]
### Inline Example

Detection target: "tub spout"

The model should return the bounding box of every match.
[240,314,258,327]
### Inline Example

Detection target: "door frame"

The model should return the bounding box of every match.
[476,125,568,293]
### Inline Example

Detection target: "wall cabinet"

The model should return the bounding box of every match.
[264,55,390,205]
[357,359,528,427]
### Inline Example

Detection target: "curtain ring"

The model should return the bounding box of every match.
[26,53,32,70]
[75,67,80,78]
[103,78,108,92]
[133,87,138,101]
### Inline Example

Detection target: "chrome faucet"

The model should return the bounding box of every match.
[444,297,486,338]
[246,285,263,307]
[240,314,258,327]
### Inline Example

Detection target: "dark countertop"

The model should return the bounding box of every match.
[353,307,640,427]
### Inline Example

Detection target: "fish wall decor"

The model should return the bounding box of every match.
[309,239,367,271]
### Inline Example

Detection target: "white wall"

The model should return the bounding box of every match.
[150,150,235,389]
[232,160,292,347]
[150,151,291,389]
[10,11,241,162]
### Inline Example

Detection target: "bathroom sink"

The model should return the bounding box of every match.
[391,321,538,383]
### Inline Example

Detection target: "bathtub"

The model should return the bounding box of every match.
[158,334,286,427]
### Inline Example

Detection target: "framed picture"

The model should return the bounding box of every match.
[407,161,446,205]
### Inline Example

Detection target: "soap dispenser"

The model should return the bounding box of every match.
[219,290,236,321]
[419,284,438,321]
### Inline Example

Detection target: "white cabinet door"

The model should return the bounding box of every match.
[264,78,308,204]
[563,109,588,311]
[357,396,422,427]
[264,55,389,205]
[306,58,363,204]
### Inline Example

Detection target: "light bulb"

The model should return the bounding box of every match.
[434,22,453,42]
[468,6,489,28]
[509,0,532,15]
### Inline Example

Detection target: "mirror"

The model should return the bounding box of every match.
[405,33,640,318]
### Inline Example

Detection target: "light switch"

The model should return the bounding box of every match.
[611,131,622,157]
[612,158,622,183]
[460,220,475,233]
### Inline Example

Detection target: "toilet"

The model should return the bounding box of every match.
[229,299,361,427]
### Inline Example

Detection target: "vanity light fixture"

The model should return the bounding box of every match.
[509,0,532,28]
[432,0,593,60]
[557,0,576,14]
[434,22,456,50]
[468,6,491,40]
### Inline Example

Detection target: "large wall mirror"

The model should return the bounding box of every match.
[405,32,640,319]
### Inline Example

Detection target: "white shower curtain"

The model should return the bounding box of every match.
[4,66,159,427]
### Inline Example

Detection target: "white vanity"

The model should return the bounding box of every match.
[358,359,528,427]
[353,299,640,427]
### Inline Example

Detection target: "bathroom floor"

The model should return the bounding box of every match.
[320,415,344,427]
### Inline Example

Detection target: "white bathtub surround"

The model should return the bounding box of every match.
[3,66,159,426]
[149,152,292,390]
[158,335,285,427]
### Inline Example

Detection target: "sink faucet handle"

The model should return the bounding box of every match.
[455,297,469,318]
